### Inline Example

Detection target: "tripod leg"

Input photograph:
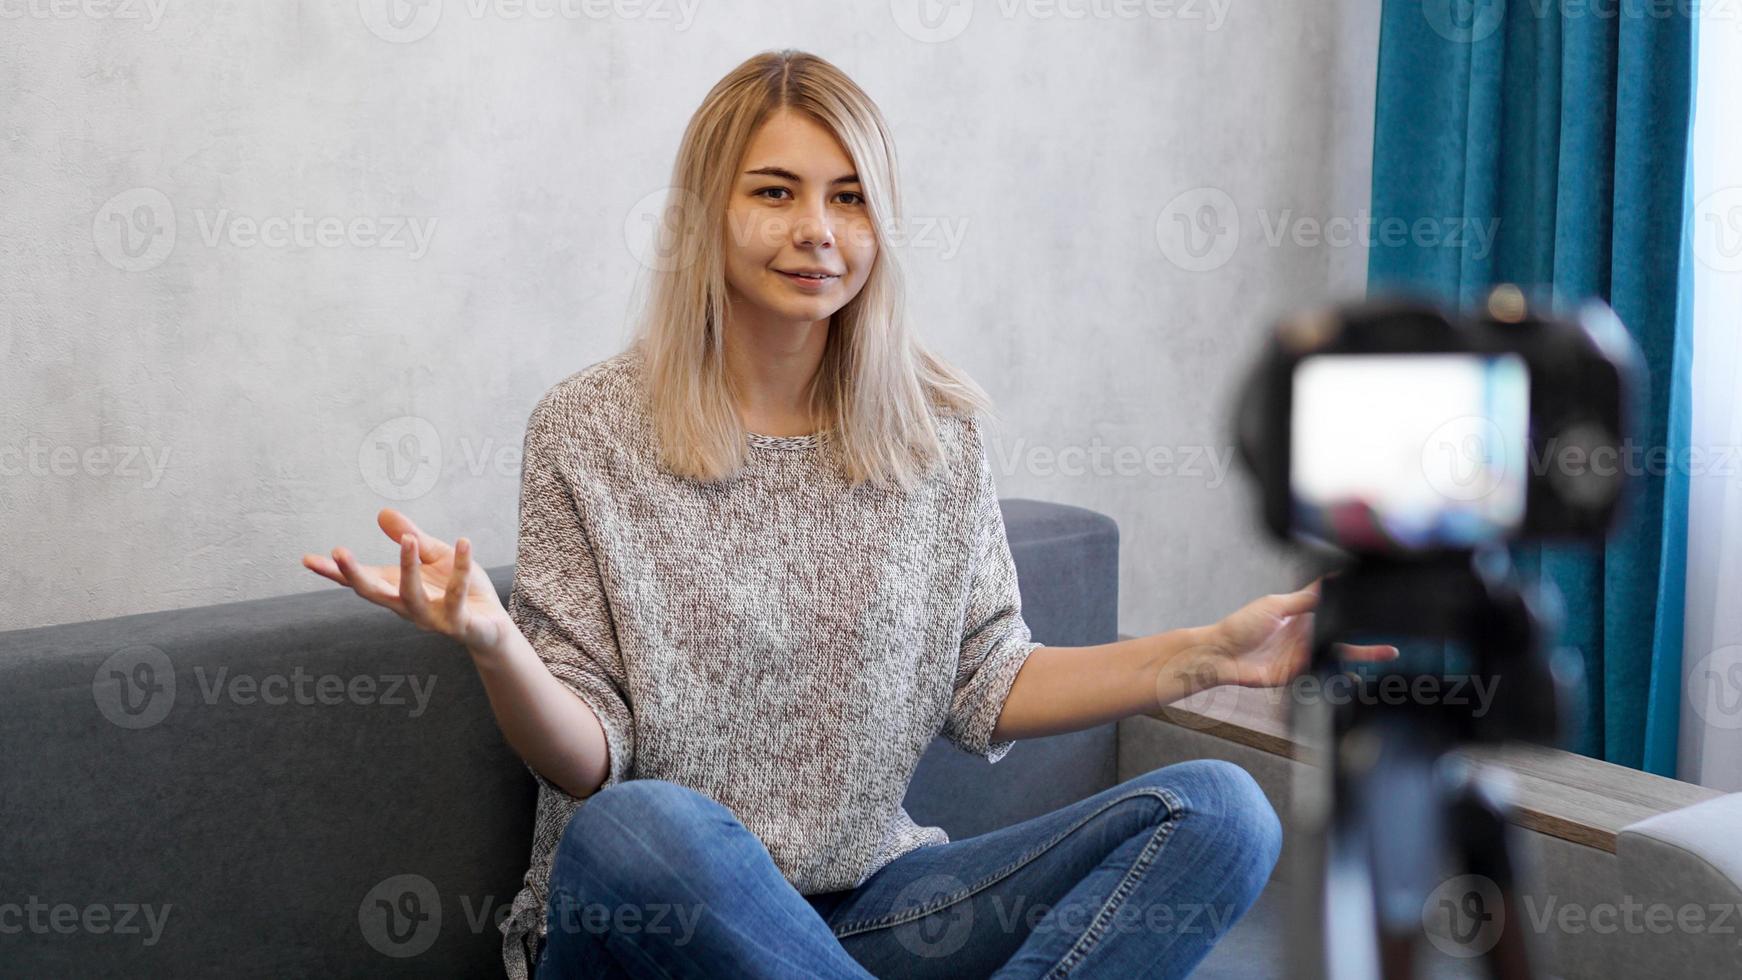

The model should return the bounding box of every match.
[1446,769,1539,980]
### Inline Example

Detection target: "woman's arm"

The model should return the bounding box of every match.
[988,626,1226,742]
[988,584,1399,743]
[468,627,613,800]
[308,509,619,801]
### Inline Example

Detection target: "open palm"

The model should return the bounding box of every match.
[301,507,512,652]
[1213,580,1398,689]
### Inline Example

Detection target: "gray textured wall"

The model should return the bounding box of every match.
[2,0,1377,635]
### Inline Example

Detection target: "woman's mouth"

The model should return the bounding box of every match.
[777,269,839,290]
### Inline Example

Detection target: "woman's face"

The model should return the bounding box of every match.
[721,108,877,330]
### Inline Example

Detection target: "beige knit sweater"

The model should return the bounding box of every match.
[498,346,1040,978]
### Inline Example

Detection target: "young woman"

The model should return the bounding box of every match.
[303,49,1395,980]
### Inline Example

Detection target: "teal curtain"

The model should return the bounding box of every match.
[1366,2,1695,774]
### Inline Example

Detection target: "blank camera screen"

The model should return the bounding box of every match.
[1289,353,1529,550]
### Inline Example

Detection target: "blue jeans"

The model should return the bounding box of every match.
[535,759,1281,979]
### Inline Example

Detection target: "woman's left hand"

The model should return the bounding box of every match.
[1208,578,1399,689]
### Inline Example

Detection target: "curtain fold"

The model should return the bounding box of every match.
[1366,2,1695,774]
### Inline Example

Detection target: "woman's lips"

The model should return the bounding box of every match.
[777,270,838,290]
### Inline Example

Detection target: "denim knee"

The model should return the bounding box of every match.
[1143,759,1283,890]
[554,779,716,887]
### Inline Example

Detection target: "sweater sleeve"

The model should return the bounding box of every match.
[508,398,635,799]
[940,417,1042,764]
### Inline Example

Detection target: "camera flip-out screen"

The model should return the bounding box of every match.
[1289,353,1531,551]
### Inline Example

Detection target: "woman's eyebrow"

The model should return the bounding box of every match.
[742,166,860,185]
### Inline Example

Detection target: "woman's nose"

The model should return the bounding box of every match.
[791,205,835,248]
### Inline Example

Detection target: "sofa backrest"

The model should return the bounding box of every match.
[0,498,1118,978]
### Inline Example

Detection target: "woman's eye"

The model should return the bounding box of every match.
[750,187,863,205]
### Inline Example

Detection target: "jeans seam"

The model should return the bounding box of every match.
[828,787,1180,939]
[1045,786,1186,977]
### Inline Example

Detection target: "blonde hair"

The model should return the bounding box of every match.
[628,49,998,491]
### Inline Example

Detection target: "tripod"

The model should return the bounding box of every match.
[1284,550,1580,980]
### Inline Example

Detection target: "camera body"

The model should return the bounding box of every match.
[1234,287,1643,557]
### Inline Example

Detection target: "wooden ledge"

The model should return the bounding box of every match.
[1141,682,1723,854]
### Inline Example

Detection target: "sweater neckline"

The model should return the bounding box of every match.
[746,429,825,452]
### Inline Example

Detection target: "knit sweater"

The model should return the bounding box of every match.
[498,346,1042,979]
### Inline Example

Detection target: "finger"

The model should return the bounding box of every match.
[332,547,408,616]
[444,536,471,625]
[399,534,433,621]
[379,508,452,563]
[1334,642,1401,661]
[1272,587,1320,616]
[301,553,347,585]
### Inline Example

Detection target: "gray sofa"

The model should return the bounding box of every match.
[0,499,1120,978]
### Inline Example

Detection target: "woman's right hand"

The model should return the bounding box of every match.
[301,507,514,653]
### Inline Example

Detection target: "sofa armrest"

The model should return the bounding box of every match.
[1614,793,1742,976]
